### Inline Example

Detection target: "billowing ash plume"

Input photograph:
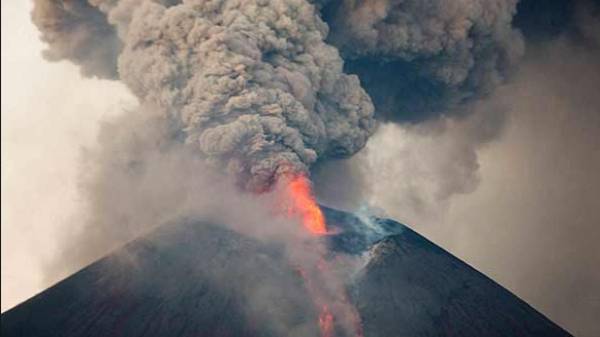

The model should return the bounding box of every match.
[120,0,378,190]
[31,0,121,78]
[33,0,377,191]
[31,0,529,191]
[320,0,525,122]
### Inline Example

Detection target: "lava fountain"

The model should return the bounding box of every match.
[282,174,363,337]
[285,175,328,235]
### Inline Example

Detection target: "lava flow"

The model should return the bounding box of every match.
[282,173,363,337]
[285,174,328,235]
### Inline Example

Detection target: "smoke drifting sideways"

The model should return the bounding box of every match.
[315,0,600,219]
[321,2,600,337]
[320,0,525,122]
[32,0,534,192]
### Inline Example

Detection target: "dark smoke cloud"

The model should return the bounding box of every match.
[31,0,530,191]
[315,0,600,214]
[513,0,576,41]
[31,0,121,78]
[118,0,376,191]
[321,0,524,122]
[33,0,377,192]
[314,2,600,337]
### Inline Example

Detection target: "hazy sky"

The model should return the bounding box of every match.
[372,43,600,337]
[1,1,599,337]
[1,0,136,311]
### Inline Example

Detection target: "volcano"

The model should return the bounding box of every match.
[1,207,571,337]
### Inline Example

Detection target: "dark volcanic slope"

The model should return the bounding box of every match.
[1,221,319,337]
[353,227,572,337]
[2,208,572,337]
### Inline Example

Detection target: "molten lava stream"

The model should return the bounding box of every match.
[285,174,328,235]
[283,174,363,337]
[319,304,335,337]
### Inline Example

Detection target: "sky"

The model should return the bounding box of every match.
[368,44,600,337]
[1,0,136,311]
[1,1,599,337]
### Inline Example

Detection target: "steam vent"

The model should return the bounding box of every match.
[1,207,571,337]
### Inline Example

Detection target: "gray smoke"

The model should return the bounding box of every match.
[31,0,121,78]
[31,0,530,191]
[121,0,379,190]
[47,104,320,284]
[33,0,377,191]
[313,0,526,209]
[321,0,525,122]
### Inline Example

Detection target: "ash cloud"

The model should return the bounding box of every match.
[323,2,600,337]
[31,0,530,193]
[31,0,121,78]
[312,0,527,209]
[321,0,525,122]
[314,0,600,219]
[33,0,377,192]
[28,0,600,335]
[121,0,378,191]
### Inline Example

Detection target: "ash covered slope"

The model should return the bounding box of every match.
[351,222,572,337]
[2,208,571,337]
[0,221,320,337]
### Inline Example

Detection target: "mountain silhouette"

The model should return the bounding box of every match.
[1,207,571,337]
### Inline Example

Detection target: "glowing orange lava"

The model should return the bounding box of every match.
[319,304,335,337]
[282,173,363,337]
[284,174,328,235]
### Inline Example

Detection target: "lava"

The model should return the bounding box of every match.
[282,173,363,337]
[319,304,335,337]
[284,174,328,235]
